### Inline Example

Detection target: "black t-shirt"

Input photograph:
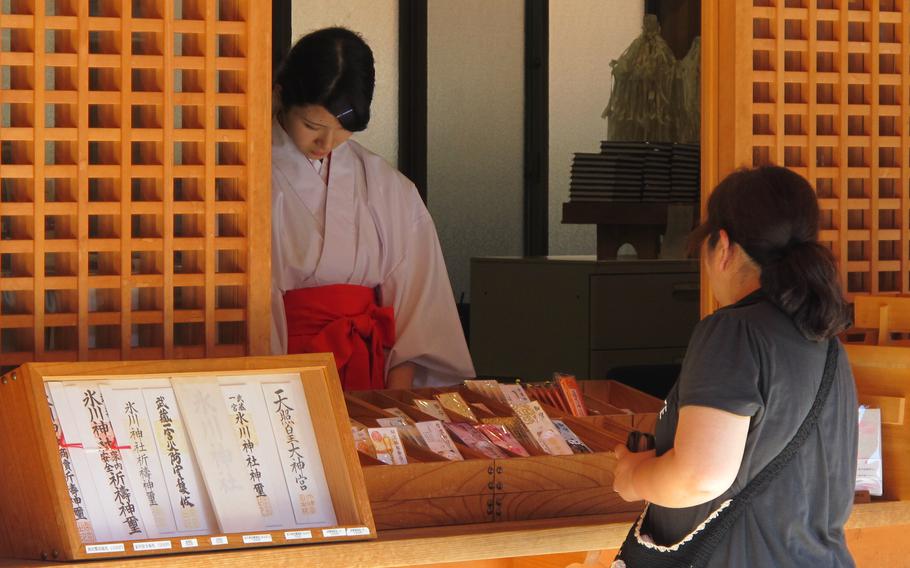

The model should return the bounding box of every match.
[642,290,858,567]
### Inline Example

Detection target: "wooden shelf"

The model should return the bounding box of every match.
[4,500,909,567]
[562,202,676,226]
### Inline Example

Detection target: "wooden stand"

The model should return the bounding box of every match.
[561,202,696,260]
[0,355,375,561]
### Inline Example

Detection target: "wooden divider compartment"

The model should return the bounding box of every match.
[356,382,653,530]
[845,343,910,502]
[0,354,375,561]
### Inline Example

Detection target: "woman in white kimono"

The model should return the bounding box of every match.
[271,27,475,391]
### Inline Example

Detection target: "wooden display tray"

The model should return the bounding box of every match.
[348,381,662,530]
[0,355,375,561]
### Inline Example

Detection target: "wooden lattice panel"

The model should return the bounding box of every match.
[0,0,271,369]
[703,0,910,312]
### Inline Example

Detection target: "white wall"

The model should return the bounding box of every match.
[291,1,399,165]
[548,0,644,255]
[427,0,525,301]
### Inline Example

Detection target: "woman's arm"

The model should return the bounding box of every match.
[613,405,750,508]
[379,214,475,384]
[386,362,416,389]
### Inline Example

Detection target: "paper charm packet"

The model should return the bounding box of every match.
[444,422,506,459]
[382,407,415,423]
[554,373,589,417]
[376,417,426,449]
[367,427,408,465]
[499,383,533,409]
[551,420,593,454]
[415,421,464,461]
[350,422,377,459]
[476,424,530,457]
[530,383,568,413]
[413,399,450,422]
[481,416,545,455]
[514,401,574,456]
[464,379,505,403]
[470,402,494,416]
[435,392,478,423]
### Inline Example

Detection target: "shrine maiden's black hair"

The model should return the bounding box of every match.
[275,27,375,132]
[689,166,850,341]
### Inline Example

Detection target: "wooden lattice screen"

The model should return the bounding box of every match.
[704,0,910,312]
[0,0,271,370]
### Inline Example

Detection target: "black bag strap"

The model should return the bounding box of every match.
[735,337,839,501]
[688,338,840,564]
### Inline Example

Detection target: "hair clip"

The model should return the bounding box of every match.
[335,108,354,120]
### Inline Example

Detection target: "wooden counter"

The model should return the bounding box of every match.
[3,501,909,567]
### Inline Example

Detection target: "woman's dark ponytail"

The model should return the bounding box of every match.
[759,241,848,341]
[692,166,850,341]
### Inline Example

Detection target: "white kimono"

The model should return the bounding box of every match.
[270,119,475,387]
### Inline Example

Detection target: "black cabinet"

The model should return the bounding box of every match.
[470,257,700,380]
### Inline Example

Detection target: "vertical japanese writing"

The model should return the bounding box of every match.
[124,401,158,507]
[272,389,307,491]
[229,394,267,497]
[156,396,195,508]
[48,394,87,520]
[82,389,142,535]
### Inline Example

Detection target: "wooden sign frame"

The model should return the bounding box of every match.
[0,354,374,561]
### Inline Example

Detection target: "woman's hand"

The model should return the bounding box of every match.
[612,444,656,502]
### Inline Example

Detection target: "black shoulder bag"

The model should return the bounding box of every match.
[613,338,839,568]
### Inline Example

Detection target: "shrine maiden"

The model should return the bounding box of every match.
[271,27,474,390]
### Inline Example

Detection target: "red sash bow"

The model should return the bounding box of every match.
[283,284,395,390]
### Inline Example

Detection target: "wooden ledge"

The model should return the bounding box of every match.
[3,501,909,567]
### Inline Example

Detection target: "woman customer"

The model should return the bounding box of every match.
[271,27,474,390]
[611,166,857,567]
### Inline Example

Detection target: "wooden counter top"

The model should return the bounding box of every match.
[2,500,909,567]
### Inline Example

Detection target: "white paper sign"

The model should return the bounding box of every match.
[102,380,214,538]
[46,384,106,544]
[57,382,148,542]
[856,406,883,497]
[170,377,266,535]
[256,374,338,528]
[219,380,296,529]
[142,386,216,535]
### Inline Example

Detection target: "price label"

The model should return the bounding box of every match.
[133,541,172,552]
[85,543,125,554]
